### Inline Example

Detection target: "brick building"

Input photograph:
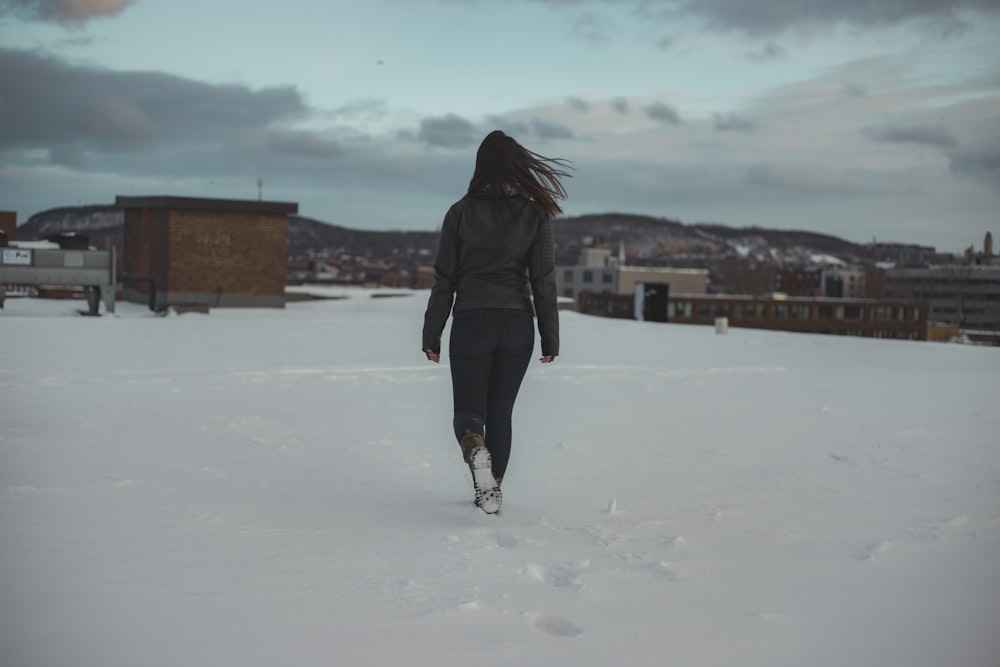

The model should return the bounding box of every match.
[0,211,15,244]
[775,267,822,296]
[579,292,928,341]
[118,196,298,310]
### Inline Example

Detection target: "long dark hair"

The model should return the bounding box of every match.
[465,130,572,217]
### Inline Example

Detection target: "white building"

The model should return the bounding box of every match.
[556,246,708,301]
[821,267,868,298]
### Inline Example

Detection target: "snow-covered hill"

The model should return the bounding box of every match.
[1,292,997,667]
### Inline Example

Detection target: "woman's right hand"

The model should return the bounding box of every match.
[425,349,440,363]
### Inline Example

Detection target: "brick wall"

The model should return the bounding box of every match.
[167,210,287,297]
[123,207,170,305]
[0,211,16,241]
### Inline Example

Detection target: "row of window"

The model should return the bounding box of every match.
[886,278,1000,286]
[886,292,1000,300]
[563,270,614,284]
[808,329,923,340]
[667,301,923,322]
[932,307,997,316]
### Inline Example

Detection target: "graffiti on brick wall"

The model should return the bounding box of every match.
[196,233,232,258]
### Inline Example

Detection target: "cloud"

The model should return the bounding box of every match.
[861,123,960,149]
[842,82,868,98]
[655,34,675,50]
[76,99,157,145]
[484,115,531,138]
[0,48,306,156]
[531,119,576,140]
[678,0,996,34]
[48,143,86,167]
[417,113,477,149]
[566,96,590,112]
[950,144,1000,185]
[571,12,613,46]
[268,131,342,159]
[610,97,630,114]
[327,98,388,120]
[713,112,756,131]
[479,114,575,142]
[745,42,787,61]
[744,163,875,195]
[0,0,134,25]
[643,101,682,125]
[523,0,1000,36]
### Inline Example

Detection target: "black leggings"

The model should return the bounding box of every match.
[449,309,534,480]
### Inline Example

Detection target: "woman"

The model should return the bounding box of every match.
[422,130,571,515]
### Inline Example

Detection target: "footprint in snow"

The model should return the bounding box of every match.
[755,612,787,622]
[861,539,892,562]
[529,613,583,637]
[493,532,519,549]
[524,562,582,589]
[4,485,66,494]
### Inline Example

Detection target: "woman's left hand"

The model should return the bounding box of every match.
[539,355,555,363]
[425,349,440,363]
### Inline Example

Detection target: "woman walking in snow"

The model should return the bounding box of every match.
[422,130,571,515]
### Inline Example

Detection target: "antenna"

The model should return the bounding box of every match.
[257,178,263,201]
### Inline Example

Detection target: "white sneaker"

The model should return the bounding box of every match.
[469,446,502,515]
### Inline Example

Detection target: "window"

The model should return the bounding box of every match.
[838,305,862,320]
[602,272,613,284]
[669,301,692,318]
[696,303,713,317]
[773,304,788,319]
[791,304,811,320]
[582,271,593,283]
[563,270,574,282]
[870,306,894,321]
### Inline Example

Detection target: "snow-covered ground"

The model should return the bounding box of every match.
[1,292,998,667]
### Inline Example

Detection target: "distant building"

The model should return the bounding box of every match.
[0,211,15,244]
[777,265,887,299]
[578,292,928,341]
[118,195,298,310]
[823,267,868,298]
[868,242,939,267]
[968,231,999,266]
[883,265,1000,332]
[776,267,822,296]
[557,245,618,298]
[616,267,708,297]
[414,266,435,290]
[716,257,778,295]
[557,245,708,301]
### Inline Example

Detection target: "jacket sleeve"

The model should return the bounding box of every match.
[421,208,460,354]
[528,215,560,357]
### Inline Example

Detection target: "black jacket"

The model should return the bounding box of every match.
[421,194,559,357]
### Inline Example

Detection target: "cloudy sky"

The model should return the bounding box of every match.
[1,0,998,251]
